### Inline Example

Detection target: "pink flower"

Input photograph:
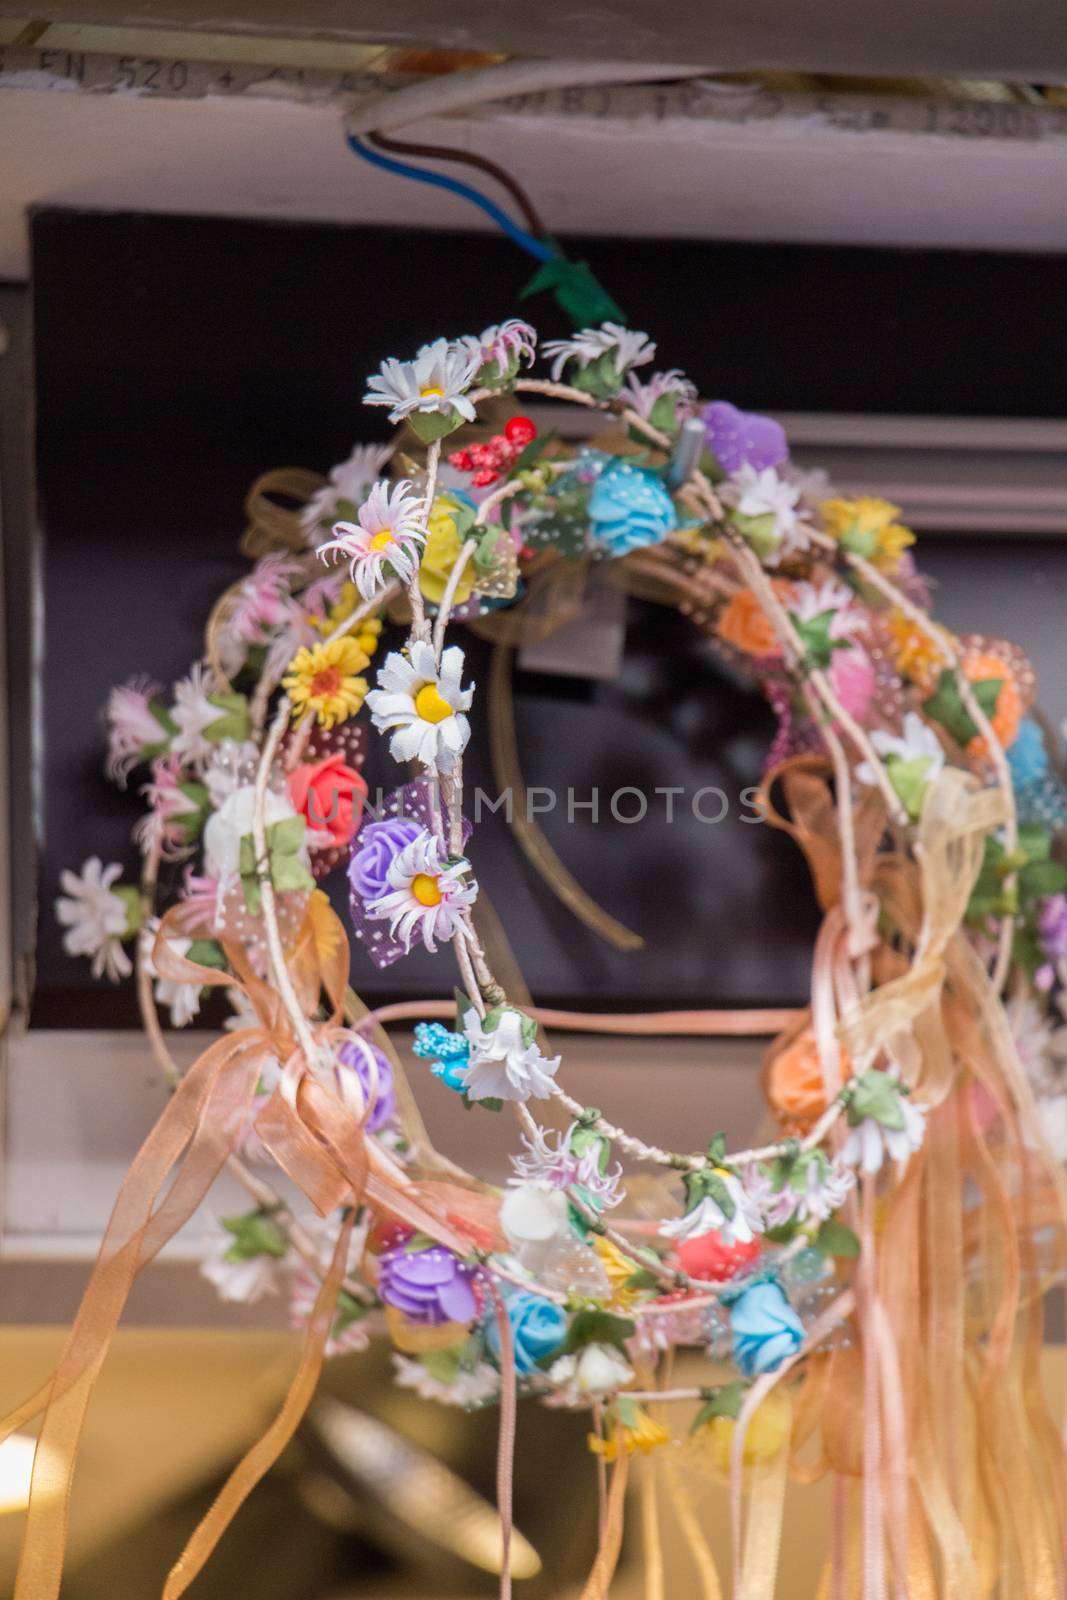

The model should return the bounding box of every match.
[231,555,301,643]
[135,755,199,859]
[105,676,167,786]
[829,647,875,724]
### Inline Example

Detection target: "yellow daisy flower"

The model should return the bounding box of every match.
[314,583,384,659]
[588,1405,670,1461]
[419,494,476,607]
[283,636,369,730]
[821,496,915,571]
[594,1236,645,1310]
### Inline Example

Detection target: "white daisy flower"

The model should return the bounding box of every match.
[199,1221,281,1305]
[392,1353,501,1407]
[840,1071,928,1174]
[104,676,168,786]
[460,1007,561,1103]
[55,857,133,981]
[364,338,480,425]
[300,441,395,537]
[728,464,809,562]
[549,1343,634,1398]
[856,711,945,790]
[169,661,223,769]
[542,323,656,383]
[366,828,477,953]
[365,641,473,774]
[317,479,427,601]
[660,1169,764,1249]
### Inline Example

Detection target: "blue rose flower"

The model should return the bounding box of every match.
[730,1280,804,1378]
[485,1290,568,1375]
[413,1021,469,1092]
[1008,717,1049,785]
[588,461,677,555]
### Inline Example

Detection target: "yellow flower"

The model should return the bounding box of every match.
[420,494,476,607]
[700,1390,791,1475]
[594,1236,644,1309]
[821,496,914,571]
[314,583,384,659]
[886,608,954,692]
[283,636,369,730]
[588,1405,670,1461]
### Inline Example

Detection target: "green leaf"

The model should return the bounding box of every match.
[513,431,555,474]
[332,1289,371,1338]
[185,938,227,970]
[844,1070,906,1132]
[473,528,500,571]
[648,392,680,434]
[420,1346,464,1384]
[706,1133,727,1166]
[146,696,179,741]
[563,1308,636,1355]
[690,1382,748,1431]
[922,670,1002,747]
[1018,824,1054,862]
[408,407,465,444]
[1019,859,1067,901]
[790,611,849,671]
[814,1218,860,1258]
[728,509,781,562]
[111,885,142,938]
[886,755,935,820]
[204,691,251,745]
[222,1209,289,1261]
[623,1267,662,1292]
[238,815,313,914]
[403,1232,437,1254]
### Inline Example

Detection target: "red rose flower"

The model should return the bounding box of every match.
[288,752,367,847]
[675,1228,760,1284]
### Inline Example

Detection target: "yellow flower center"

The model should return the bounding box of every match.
[414,683,453,724]
[420,385,445,398]
[411,873,443,907]
[369,529,394,552]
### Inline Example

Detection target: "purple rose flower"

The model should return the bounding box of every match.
[336,1035,397,1133]
[378,1242,480,1326]
[348,816,422,903]
[702,400,788,474]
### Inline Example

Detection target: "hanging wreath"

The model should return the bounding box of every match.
[24,319,1067,1598]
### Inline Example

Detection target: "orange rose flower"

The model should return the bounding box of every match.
[961,649,1024,758]
[765,1026,850,1131]
[717,586,786,657]
[287,752,367,847]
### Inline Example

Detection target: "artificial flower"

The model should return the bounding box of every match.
[460,1006,561,1102]
[839,1068,927,1174]
[828,645,876,725]
[202,781,301,883]
[1009,718,1050,786]
[743,1152,854,1229]
[856,710,945,817]
[543,323,655,386]
[145,928,202,1028]
[300,441,395,537]
[170,662,226,768]
[317,479,427,601]
[729,1280,805,1377]
[377,1241,480,1327]
[702,400,788,474]
[311,585,384,658]
[788,576,864,638]
[727,464,808,564]
[620,368,698,426]
[484,1289,567,1375]
[715,586,784,658]
[228,554,301,647]
[412,1020,471,1091]
[134,755,208,859]
[674,1228,760,1284]
[549,1343,634,1398]
[283,635,370,730]
[886,608,955,692]
[500,1184,573,1251]
[821,496,914,572]
[587,460,678,555]
[334,1033,397,1133]
[349,815,424,903]
[199,1215,287,1304]
[510,1120,623,1211]
[202,738,260,809]
[765,1026,850,1130]
[364,338,480,427]
[288,752,367,848]
[593,1236,645,1309]
[366,642,473,773]
[392,1352,501,1407]
[466,319,537,384]
[1040,894,1067,963]
[588,1404,670,1460]
[700,1389,791,1473]
[418,491,478,606]
[660,1168,763,1249]
[366,828,477,953]
[961,648,1025,756]
[104,676,171,786]
[55,857,135,981]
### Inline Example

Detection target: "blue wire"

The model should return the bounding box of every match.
[346,133,556,264]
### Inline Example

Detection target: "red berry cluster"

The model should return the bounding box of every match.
[448,415,537,487]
